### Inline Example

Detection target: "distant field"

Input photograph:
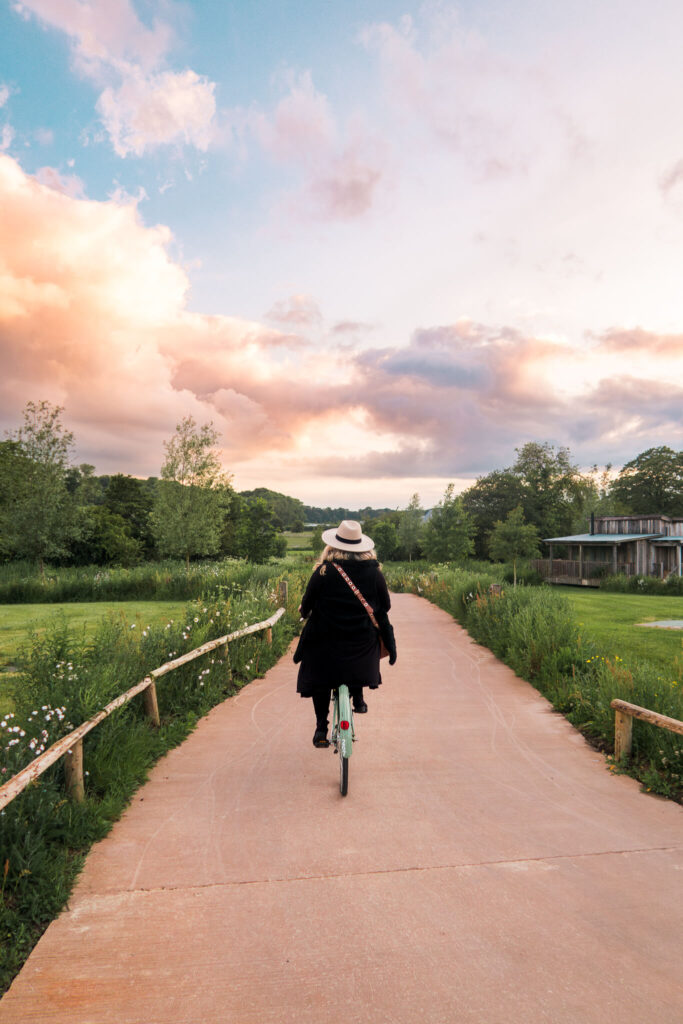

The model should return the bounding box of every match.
[283,531,314,550]
[0,600,188,714]
[563,589,683,675]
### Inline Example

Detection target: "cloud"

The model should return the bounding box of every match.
[246,71,385,221]
[14,0,216,157]
[34,165,85,198]
[0,125,14,152]
[265,294,322,327]
[97,67,216,157]
[659,159,683,198]
[1,151,680,491]
[598,327,683,357]
[308,154,382,219]
[14,0,171,72]
[251,71,335,166]
[0,85,10,108]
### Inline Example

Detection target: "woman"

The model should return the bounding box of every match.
[294,519,397,747]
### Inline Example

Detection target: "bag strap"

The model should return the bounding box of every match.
[332,562,380,631]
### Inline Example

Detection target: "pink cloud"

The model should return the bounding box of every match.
[97,68,216,157]
[15,0,171,72]
[265,294,322,328]
[1,152,680,488]
[250,71,335,166]
[247,72,385,222]
[34,165,85,198]
[308,154,382,219]
[15,1,216,157]
[598,327,683,357]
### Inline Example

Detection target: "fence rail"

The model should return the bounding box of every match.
[0,604,286,812]
[610,698,683,761]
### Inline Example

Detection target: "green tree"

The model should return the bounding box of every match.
[460,470,526,557]
[104,474,154,555]
[2,401,80,572]
[511,441,589,539]
[422,484,475,562]
[398,493,424,561]
[240,497,277,563]
[371,519,399,562]
[610,447,683,516]
[0,441,30,560]
[488,506,541,586]
[152,417,229,568]
[71,507,143,566]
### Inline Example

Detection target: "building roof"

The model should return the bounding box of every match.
[543,533,661,544]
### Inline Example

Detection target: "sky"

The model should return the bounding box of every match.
[1,0,682,508]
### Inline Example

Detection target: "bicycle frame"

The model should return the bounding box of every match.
[330,684,355,758]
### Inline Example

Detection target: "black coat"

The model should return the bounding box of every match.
[295,559,394,697]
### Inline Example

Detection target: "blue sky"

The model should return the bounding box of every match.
[1,1,682,506]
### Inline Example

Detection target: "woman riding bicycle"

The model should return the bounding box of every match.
[294,519,397,747]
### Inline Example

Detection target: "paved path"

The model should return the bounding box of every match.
[1,594,681,1024]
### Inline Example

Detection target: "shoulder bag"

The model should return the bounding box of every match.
[332,562,389,659]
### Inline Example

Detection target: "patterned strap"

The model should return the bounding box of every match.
[332,562,380,630]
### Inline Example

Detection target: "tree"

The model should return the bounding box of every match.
[104,474,154,556]
[240,497,278,563]
[488,506,540,586]
[460,470,526,557]
[152,417,229,567]
[422,484,475,562]
[610,447,683,516]
[398,493,424,561]
[370,519,399,562]
[2,401,80,572]
[511,441,590,539]
[70,507,143,566]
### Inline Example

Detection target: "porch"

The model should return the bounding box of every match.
[532,558,635,586]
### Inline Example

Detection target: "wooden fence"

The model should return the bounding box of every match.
[611,698,683,760]
[0,599,287,812]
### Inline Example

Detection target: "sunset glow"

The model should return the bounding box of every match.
[1,1,682,506]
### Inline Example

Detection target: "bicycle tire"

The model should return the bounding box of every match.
[339,753,349,796]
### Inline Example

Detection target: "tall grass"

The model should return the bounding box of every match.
[385,564,682,802]
[0,565,307,994]
[0,558,290,603]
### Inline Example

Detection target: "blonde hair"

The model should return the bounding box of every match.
[315,544,378,570]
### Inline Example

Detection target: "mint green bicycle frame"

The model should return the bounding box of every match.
[331,684,355,757]
[330,684,355,795]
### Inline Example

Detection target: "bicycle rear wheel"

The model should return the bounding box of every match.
[339,752,349,796]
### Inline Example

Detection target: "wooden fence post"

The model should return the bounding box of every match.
[220,642,232,684]
[614,710,633,761]
[143,679,160,728]
[278,580,288,606]
[266,627,273,645]
[65,739,85,802]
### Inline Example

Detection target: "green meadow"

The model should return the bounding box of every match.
[563,590,683,678]
[0,601,189,715]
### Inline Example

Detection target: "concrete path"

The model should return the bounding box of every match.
[1,593,681,1024]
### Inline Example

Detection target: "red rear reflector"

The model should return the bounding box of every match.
[340,720,350,730]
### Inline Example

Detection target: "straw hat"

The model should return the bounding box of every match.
[321,519,375,553]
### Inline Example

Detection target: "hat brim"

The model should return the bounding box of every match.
[321,527,375,553]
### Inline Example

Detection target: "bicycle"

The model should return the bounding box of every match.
[329,684,355,796]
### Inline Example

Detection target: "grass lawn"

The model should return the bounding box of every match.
[0,600,188,715]
[563,589,683,677]
[283,531,314,550]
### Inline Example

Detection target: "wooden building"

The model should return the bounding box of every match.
[533,514,683,586]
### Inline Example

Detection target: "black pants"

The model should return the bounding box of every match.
[312,687,364,730]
